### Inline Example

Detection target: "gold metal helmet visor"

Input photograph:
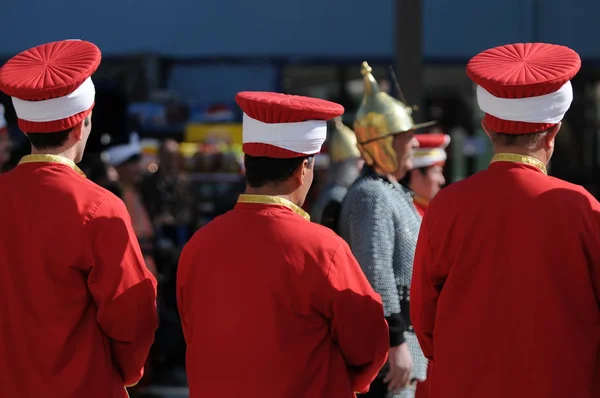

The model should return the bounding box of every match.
[354,61,436,174]
[327,117,361,163]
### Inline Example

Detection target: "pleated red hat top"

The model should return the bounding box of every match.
[467,43,581,134]
[0,40,101,133]
[235,91,344,158]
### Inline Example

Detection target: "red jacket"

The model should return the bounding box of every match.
[177,194,389,398]
[412,156,600,398]
[0,155,158,398]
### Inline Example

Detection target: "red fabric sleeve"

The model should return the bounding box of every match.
[576,188,600,312]
[85,195,158,387]
[320,241,389,393]
[586,203,600,308]
[411,213,441,361]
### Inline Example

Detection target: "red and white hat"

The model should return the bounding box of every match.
[467,43,581,134]
[413,133,451,169]
[104,133,141,167]
[235,91,344,158]
[0,40,101,133]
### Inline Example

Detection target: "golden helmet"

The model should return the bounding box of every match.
[327,117,361,163]
[354,61,435,174]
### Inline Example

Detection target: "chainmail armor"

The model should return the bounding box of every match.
[339,167,427,398]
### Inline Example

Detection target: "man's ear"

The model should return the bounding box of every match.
[289,159,306,185]
[481,119,494,141]
[72,120,84,141]
[299,158,310,185]
[545,122,561,150]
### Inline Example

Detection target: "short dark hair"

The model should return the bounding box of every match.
[27,129,72,150]
[26,116,90,150]
[244,154,314,188]
[401,166,428,186]
[492,130,547,150]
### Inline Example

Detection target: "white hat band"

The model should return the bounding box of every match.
[412,149,447,168]
[476,81,573,124]
[242,113,326,155]
[12,77,96,123]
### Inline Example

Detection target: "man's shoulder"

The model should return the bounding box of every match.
[180,212,232,260]
[348,175,391,193]
[80,178,120,198]
[72,176,121,202]
[441,169,487,193]
[188,210,233,236]
[343,175,392,206]
[282,220,350,264]
[0,166,124,217]
[183,210,346,259]
[424,172,490,219]
[304,219,347,244]
[82,184,131,223]
[540,175,600,209]
[267,212,346,249]
[429,170,600,214]
[545,174,591,191]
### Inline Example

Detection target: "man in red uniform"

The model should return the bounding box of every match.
[177,91,389,398]
[405,133,450,217]
[0,40,158,398]
[411,43,600,398]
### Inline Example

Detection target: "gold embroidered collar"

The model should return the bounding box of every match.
[490,153,547,175]
[237,194,310,221]
[18,154,86,178]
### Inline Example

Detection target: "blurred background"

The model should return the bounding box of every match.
[1,0,599,396]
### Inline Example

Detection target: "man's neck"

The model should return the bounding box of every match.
[244,186,300,207]
[30,146,78,163]
[493,146,548,166]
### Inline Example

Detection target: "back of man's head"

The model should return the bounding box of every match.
[235,91,344,206]
[244,154,314,189]
[467,42,580,162]
[0,40,102,161]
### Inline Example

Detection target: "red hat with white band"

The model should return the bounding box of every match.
[0,40,101,133]
[235,91,344,158]
[413,133,451,169]
[467,43,581,134]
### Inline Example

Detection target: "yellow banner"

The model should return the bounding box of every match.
[185,123,243,145]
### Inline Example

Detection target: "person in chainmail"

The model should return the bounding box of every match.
[311,117,363,230]
[339,62,436,398]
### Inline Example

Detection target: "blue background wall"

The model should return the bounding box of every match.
[2,0,396,57]
[3,0,600,59]
[424,0,600,60]
[3,0,599,102]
